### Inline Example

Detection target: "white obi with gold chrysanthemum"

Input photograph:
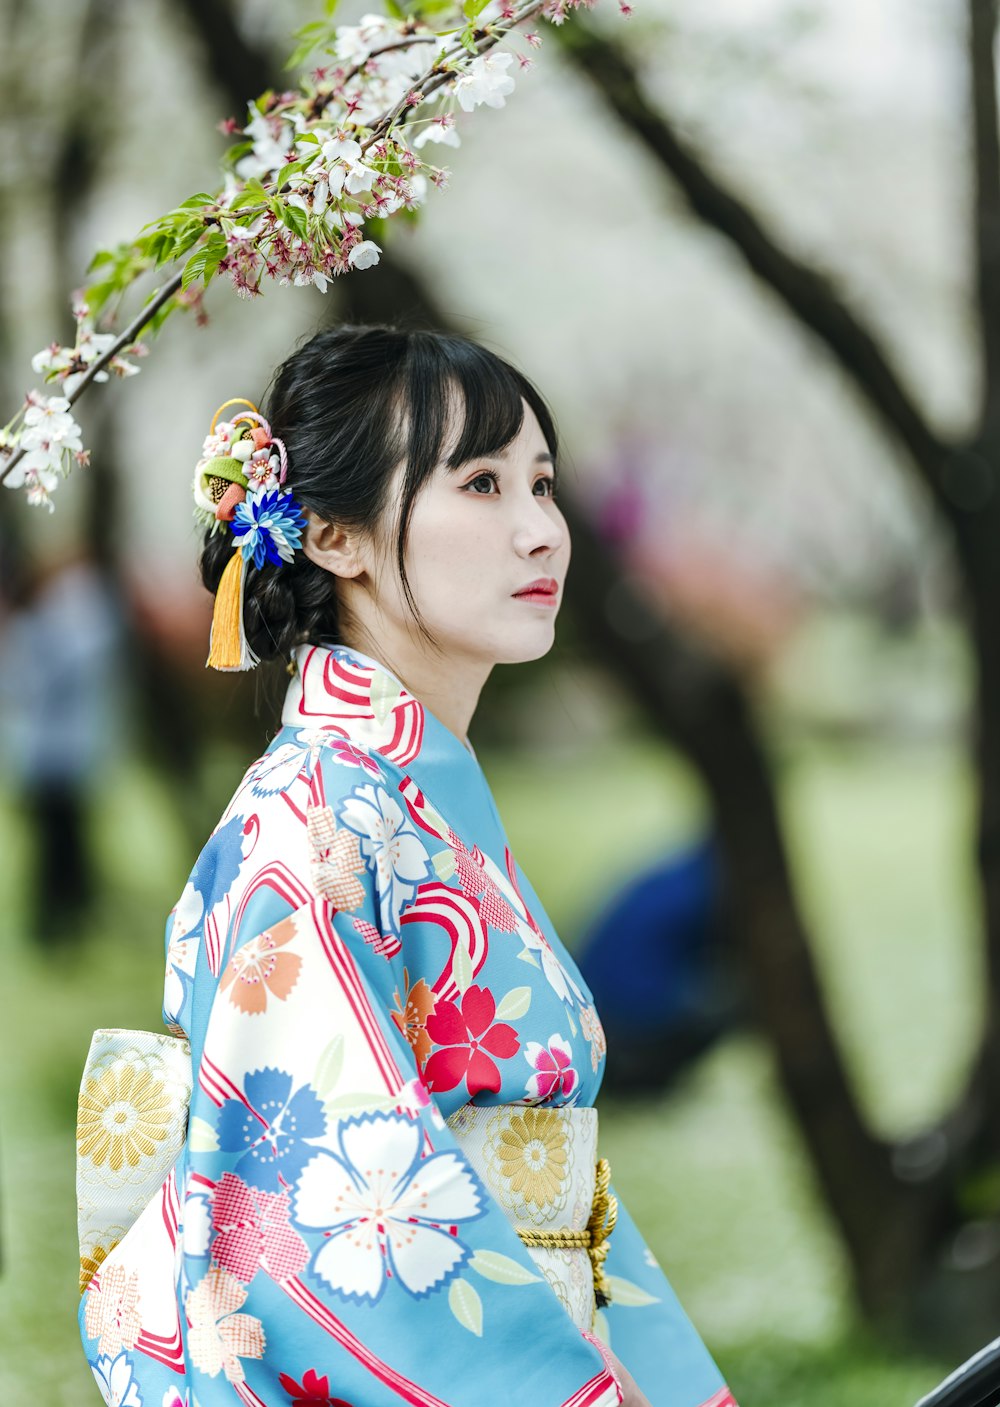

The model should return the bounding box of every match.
[446,1103,610,1331]
[76,1029,192,1295]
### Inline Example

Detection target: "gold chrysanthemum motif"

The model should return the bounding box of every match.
[79,1240,117,1295]
[496,1108,569,1209]
[77,1062,173,1172]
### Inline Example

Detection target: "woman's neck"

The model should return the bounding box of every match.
[339,628,490,746]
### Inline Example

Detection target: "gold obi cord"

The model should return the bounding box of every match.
[515,1157,619,1307]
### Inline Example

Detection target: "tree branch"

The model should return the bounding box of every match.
[969,0,1000,427]
[554,22,958,519]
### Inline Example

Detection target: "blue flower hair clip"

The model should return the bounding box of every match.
[194,398,307,672]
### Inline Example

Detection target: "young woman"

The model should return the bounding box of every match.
[76,325,737,1407]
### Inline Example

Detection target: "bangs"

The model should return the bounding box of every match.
[398,335,558,483]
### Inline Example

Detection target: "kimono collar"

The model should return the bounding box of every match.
[281,641,478,773]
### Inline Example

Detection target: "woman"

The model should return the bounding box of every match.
[77,325,737,1407]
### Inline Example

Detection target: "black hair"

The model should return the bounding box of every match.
[199,323,559,663]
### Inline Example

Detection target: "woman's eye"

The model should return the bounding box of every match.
[467,471,499,494]
[534,477,557,497]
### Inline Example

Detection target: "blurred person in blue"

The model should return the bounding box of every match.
[576,837,746,1096]
[0,546,126,945]
[75,326,739,1407]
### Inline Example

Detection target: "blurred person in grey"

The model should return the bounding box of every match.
[0,548,126,945]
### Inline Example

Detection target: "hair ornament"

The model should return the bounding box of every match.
[196,398,306,672]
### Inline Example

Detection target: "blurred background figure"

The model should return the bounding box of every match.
[0,549,126,947]
[577,834,748,1094]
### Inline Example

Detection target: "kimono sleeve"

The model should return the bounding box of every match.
[183,749,623,1407]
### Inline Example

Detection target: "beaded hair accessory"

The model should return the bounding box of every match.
[194,398,307,672]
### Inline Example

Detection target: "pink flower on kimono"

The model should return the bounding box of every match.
[83,1262,142,1356]
[278,1367,354,1406]
[186,1266,265,1383]
[327,738,382,776]
[423,985,520,1096]
[210,1172,308,1284]
[524,1035,578,1103]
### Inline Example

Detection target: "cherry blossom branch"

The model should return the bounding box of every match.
[0,272,182,488]
[2,0,621,511]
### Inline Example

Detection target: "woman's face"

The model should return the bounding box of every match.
[371,399,571,668]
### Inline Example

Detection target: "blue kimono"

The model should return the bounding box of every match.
[78,642,736,1407]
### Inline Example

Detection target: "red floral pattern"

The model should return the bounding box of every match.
[423,984,520,1095]
[211,1172,308,1285]
[278,1367,354,1406]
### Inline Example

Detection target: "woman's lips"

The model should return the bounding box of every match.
[513,578,559,606]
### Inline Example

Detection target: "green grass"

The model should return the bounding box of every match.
[0,727,967,1404]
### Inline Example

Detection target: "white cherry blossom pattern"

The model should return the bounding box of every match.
[292,1111,485,1302]
[90,1350,142,1407]
[337,784,432,937]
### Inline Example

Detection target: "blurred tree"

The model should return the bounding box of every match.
[548,1,1000,1348]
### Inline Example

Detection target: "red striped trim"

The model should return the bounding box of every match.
[160,1170,180,1246]
[233,1381,268,1406]
[281,1277,451,1407]
[199,1052,256,1111]
[700,1391,738,1407]
[313,899,406,1094]
[401,883,488,1002]
[562,1369,623,1407]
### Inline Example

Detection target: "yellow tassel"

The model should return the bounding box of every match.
[207,550,259,671]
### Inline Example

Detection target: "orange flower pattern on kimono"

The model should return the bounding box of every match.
[219,913,302,1014]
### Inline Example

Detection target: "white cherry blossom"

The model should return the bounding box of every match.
[347,240,382,270]
[454,52,516,113]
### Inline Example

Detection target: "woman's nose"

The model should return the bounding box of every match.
[512,496,568,558]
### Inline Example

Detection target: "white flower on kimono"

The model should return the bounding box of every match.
[183,1175,213,1258]
[250,729,330,797]
[215,1066,326,1193]
[186,1267,265,1383]
[84,1262,142,1356]
[524,1034,578,1104]
[337,784,431,937]
[292,1111,485,1303]
[90,1350,142,1407]
[164,880,203,1022]
[454,52,515,112]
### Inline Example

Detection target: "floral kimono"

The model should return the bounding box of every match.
[78,642,737,1407]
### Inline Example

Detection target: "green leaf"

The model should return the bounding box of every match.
[452,939,473,994]
[181,251,209,291]
[276,201,309,239]
[189,1116,219,1152]
[370,671,402,726]
[324,1092,396,1114]
[604,1275,660,1308]
[495,986,531,1021]
[591,1308,611,1346]
[448,1278,483,1335]
[432,848,456,881]
[463,0,490,19]
[470,1250,541,1285]
[315,1034,344,1096]
[458,24,479,53]
[178,192,218,210]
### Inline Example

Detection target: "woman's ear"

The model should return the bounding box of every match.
[301,508,365,580]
